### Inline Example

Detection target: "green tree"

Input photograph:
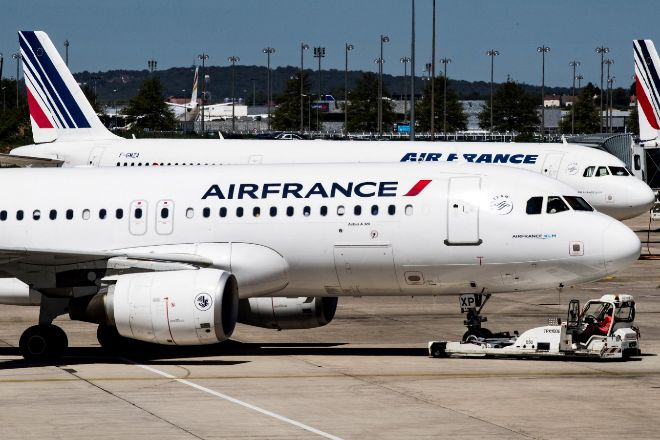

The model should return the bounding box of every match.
[82,84,102,114]
[416,76,467,132]
[626,103,639,135]
[478,80,539,135]
[559,83,600,134]
[272,72,318,131]
[346,72,395,132]
[0,79,31,152]
[122,77,176,132]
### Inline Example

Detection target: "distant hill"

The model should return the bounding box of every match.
[73,65,587,106]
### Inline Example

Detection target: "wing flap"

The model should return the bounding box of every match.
[0,153,64,168]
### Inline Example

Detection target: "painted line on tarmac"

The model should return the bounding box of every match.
[132,362,343,440]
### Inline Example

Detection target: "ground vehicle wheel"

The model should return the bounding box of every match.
[19,325,66,361]
[462,328,493,342]
[97,325,124,351]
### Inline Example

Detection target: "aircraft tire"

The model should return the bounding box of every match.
[19,324,67,361]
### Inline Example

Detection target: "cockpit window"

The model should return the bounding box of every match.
[596,166,610,177]
[546,196,570,214]
[526,197,543,214]
[564,196,594,211]
[583,166,595,177]
[608,166,630,176]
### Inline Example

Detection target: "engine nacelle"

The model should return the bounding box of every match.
[0,276,41,306]
[71,269,238,345]
[238,297,338,330]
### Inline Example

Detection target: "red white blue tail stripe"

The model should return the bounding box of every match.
[19,31,91,129]
[634,40,660,141]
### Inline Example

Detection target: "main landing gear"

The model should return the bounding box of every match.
[18,297,69,361]
[460,293,494,342]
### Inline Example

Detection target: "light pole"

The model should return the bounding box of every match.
[228,56,239,132]
[262,47,275,130]
[603,58,614,132]
[2,86,6,112]
[344,43,354,137]
[148,59,157,74]
[250,78,256,108]
[608,76,616,133]
[11,53,20,108]
[300,43,309,134]
[0,52,3,81]
[537,45,550,139]
[595,46,610,132]
[377,35,389,137]
[313,46,325,132]
[576,74,583,89]
[486,49,499,133]
[431,0,437,138]
[569,61,580,134]
[400,57,410,121]
[440,58,451,135]
[197,53,209,134]
[182,89,187,133]
[64,40,69,66]
[112,89,117,129]
[410,0,416,142]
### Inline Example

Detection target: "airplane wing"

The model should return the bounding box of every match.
[0,153,64,168]
[0,246,213,268]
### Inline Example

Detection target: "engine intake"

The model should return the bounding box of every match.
[70,269,238,345]
[238,297,338,330]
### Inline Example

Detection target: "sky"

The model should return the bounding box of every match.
[1,0,659,88]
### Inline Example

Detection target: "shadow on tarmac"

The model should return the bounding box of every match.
[0,340,429,369]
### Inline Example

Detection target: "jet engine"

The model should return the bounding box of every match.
[70,269,238,345]
[237,297,338,330]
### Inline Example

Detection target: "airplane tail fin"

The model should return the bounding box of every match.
[634,39,660,145]
[190,66,199,107]
[18,30,118,143]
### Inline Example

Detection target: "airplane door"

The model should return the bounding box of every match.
[129,200,148,236]
[541,152,564,178]
[155,200,174,235]
[334,245,400,295]
[88,146,105,166]
[446,177,482,246]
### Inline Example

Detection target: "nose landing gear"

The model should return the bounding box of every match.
[460,293,493,341]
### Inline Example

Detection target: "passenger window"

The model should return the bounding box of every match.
[116,208,124,219]
[0,210,6,221]
[354,205,362,215]
[253,207,261,217]
[203,207,210,218]
[608,166,629,176]
[82,209,91,220]
[405,205,413,216]
[337,206,345,216]
[99,209,106,220]
[186,208,194,218]
[49,209,57,220]
[66,209,74,220]
[219,207,227,217]
[270,206,277,217]
[563,196,594,211]
[388,205,396,215]
[160,207,169,219]
[33,210,41,220]
[116,162,120,167]
[371,205,379,215]
[596,166,609,177]
[16,210,24,221]
[236,207,244,217]
[320,206,328,216]
[286,206,294,217]
[526,197,543,215]
[134,208,143,219]
[303,206,311,217]
[546,196,570,214]
[583,166,595,177]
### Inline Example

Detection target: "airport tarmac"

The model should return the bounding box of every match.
[1,213,659,440]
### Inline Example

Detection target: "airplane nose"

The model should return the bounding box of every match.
[635,183,657,213]
[602,221,641,275]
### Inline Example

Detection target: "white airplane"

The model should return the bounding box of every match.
[634,39,660,148]
[165,66,200,122]
[0,162,640,360]
[10,30,655,221]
